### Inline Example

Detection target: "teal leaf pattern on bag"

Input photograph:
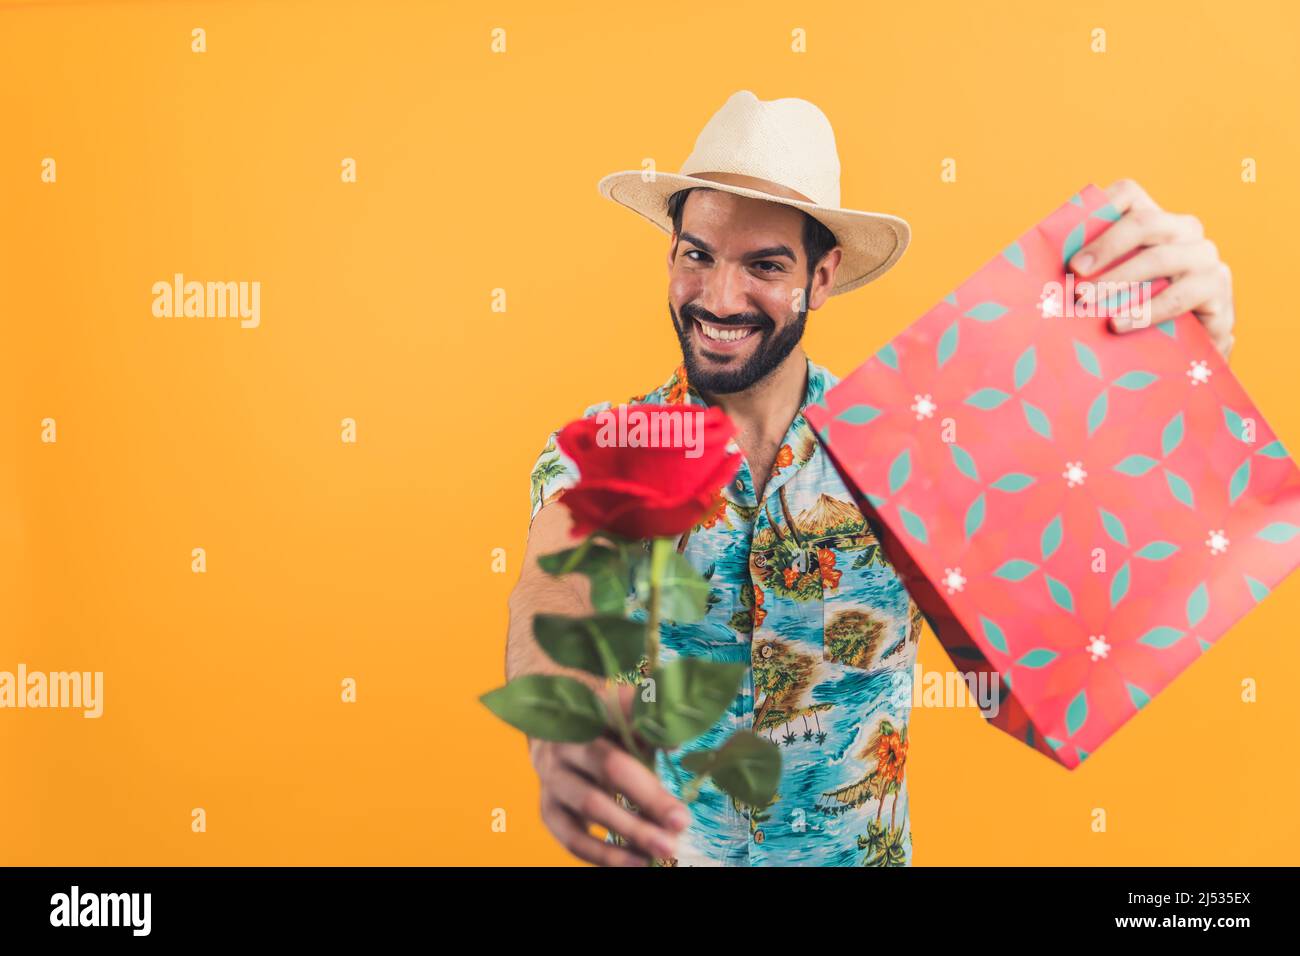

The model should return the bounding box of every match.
[1045,575,1074,612]
[1137,626,1186,649]
[1021,400,1052,439]
[897,506,928,544]
[980,616,1008,653]
[1111,370,1157,390]
[1099,508,1128,547]
[964,492,986,539]
[1016,648,1058,668]
[1013,345,1037,390]
[989,472,1036,492]
[964,302,1007,322]
[1186,582,1209,628]
[1134,541,1179,561]
[1110,561,1131,608]
[993,559,1037,581]
[836,404,882,426]
[1064,690,1088,736]
[1040,515,1063,560]
[1073,340,1102,378]
[964,387,1011,410]
[1114,454,1159,476]
[1228,457,1251,505]
[936,321,959,368]
[1256,522,1300,543]
[949,443,979,481]
[888,448,912,495]
[1161,412,1185,457]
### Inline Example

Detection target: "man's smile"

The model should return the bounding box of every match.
[692,317,762,354]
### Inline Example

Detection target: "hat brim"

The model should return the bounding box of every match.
[597,170,910,296]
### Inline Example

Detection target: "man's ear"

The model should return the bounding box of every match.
[807,246,843,311]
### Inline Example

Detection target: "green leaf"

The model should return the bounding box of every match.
[1064,690,1088,736]
[1021,400,1052,439]
[1111,370,1157,390]
[837,404,883,426]
[1126,682,1151,710]
[1086,389,1108,435]
[1099,508,1128,547]
[1016,648,1058,668]
[479,675,607,742]
[937,321,959,368]
[682,731,782,806]
[876,343,899,370]
[1014,345,1037,390]
[1228,458,1251,505]
[1256,440,1288,459]
[654,550,712,623]
[1161,412,1185,457]
[1040,514,1063,560]
[1110,561,1131,608]
[993,559,1037,581]
[533,614,647,678]
[1186,582,1209,628]
[897,506,929,544]
[1245,575,1270,602]
[1223,406,1250,442]
[1114,454,1159,476]
[1063,223,1086,267]
[1137,626,1186,649]
[980,616,1008,653]
[1134,541,1179,561]
[965,388,1012,410]
[1164,469,1195,508]
[1092,203,1122,222]
[1045,575,1074,612]
[1003,241,1026,269]
[1256,522,1300,543]
[949,443,980,481]
[964,492,986,539]
[633,658,746,748]
[990,472,1036,492]
[964,302,1008,322]
[888,448,912,495]
[1073,340,1102,378]
[539,542,629,614]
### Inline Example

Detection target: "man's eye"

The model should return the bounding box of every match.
[753,261,783,273]
[685,250,710,262]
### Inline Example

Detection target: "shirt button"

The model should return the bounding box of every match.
[734,478,745,491]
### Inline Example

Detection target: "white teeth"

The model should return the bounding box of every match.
[700,322,754,342]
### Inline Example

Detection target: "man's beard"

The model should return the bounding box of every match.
[670,284,809,395]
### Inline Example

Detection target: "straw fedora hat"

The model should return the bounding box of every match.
[597,90,911,296]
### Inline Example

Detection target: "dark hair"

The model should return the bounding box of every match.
[665,186,839,280]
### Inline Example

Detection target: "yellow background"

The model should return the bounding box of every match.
[3,0,1297,865]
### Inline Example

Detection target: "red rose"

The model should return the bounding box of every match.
[556,404,741,540]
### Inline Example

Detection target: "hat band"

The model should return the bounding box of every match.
[683,170,816,205]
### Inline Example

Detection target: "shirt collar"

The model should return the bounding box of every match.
[640,358,838,506]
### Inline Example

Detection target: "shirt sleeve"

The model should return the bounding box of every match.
[527,429,580,526]
[527,400,612,526]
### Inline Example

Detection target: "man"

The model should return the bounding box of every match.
[507,90,1236,866]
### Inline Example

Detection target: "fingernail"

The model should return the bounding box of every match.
[668,808,691,831]
[1111,315,1133,332]
[653,834,677,857]
[1073,253,1093,275]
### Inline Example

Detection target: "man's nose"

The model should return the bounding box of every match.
[696,261,751,320]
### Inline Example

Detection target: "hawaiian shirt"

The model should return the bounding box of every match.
[528,358,922,867]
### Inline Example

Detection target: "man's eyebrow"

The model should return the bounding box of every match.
[678,232,797,262]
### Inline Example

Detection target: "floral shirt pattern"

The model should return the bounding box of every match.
[528,359,922,866]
